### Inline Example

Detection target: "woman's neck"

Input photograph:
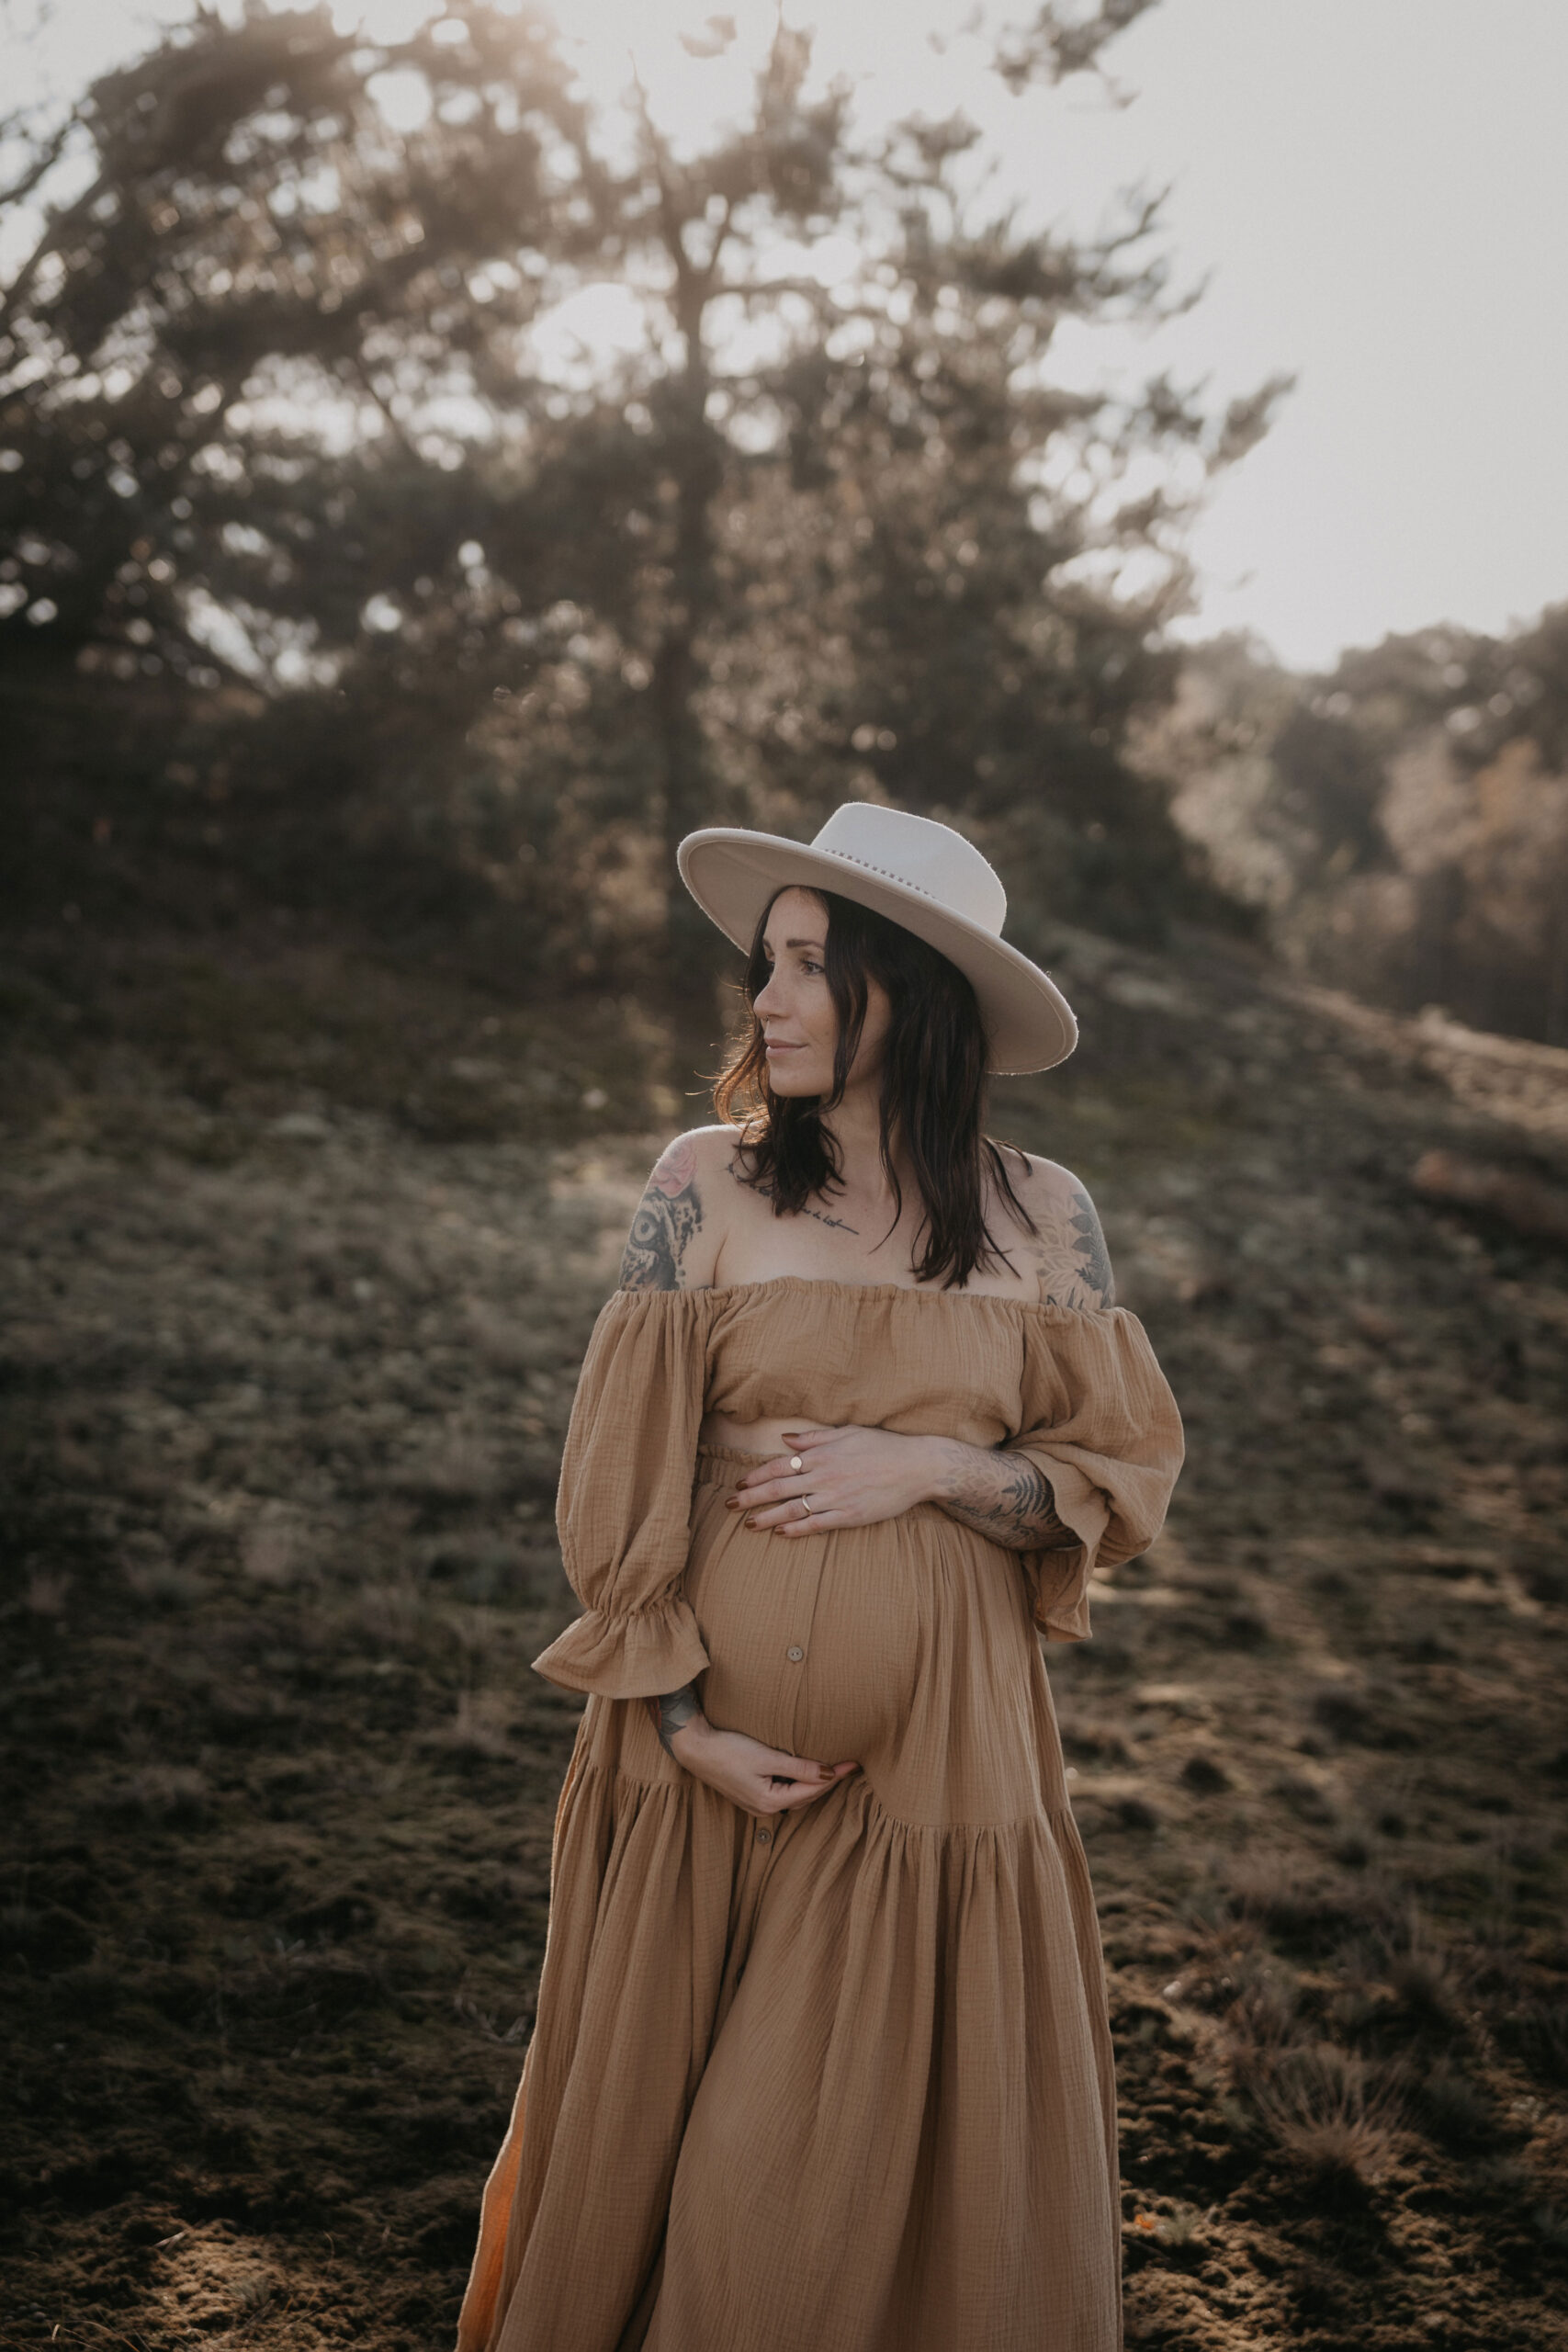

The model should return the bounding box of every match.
[816,1083,913,1210]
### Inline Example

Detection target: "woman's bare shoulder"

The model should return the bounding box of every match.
[618,1126,741,1292]
[995,1147,1116,1310]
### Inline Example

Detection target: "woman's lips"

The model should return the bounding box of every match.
[764,1041,802,1054]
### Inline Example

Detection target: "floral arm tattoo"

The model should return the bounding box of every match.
[933,1444,1078,1553]
[1067,1185,1114,1306]
[620,1140,709,1745]
[620,1137,704,1290]
[647,1682,703,1757]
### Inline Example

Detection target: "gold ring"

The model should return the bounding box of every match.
[789,1454,804,1472]
[798,1496,813,1519]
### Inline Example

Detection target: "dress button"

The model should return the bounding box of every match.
[786,1645,805,1663]
[756,1826,773,1846]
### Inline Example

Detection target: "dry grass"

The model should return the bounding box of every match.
[1239,2041,1407,2184]
[24,1566,73,1617]
[428,1687,518,1760]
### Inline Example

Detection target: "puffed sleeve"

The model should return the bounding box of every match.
[1003,1307,1185,1645]
[531,1286,717,1699]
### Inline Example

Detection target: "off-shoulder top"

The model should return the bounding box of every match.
[531,1277,1185,1701]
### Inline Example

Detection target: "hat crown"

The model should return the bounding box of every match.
[808,803,1007,940]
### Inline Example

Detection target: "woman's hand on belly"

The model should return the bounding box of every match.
[661,1710,860,1815]
[727,1422,946,1537]
[728,1424,1077,1548]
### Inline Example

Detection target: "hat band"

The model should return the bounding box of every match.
[805,845,953,914]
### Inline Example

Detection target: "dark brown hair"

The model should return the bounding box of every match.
[711,886,1038,1289]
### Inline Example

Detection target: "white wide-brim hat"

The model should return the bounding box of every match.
[677,801,1077,1076]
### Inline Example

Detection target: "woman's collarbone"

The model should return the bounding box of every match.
[714,1189,1038,1300]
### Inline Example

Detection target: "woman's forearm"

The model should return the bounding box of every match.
[927,1438,1077,1552]
[647,1682,704,1756]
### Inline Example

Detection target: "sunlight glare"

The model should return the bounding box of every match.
[530,282,651,387]
[367,66,433,130]
[551,0,1010,167]
[330,0,439,40]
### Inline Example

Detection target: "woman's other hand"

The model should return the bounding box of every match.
[670,1716,859,1814]
[725,1425,941,1537]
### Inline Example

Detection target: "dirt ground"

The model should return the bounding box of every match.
[3,917,1567,2350]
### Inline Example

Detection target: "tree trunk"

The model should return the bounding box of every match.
[650,255,727,980]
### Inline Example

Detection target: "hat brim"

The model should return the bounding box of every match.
[676,828,1077,1077]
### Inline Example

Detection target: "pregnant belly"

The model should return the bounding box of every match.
[683,1448,1040,1804]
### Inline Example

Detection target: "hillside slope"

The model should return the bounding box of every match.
[2,919,1566,2350]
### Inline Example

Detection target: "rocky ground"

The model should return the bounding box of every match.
[2,916,1566,2350]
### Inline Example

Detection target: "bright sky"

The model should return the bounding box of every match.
[7,0,1567,672]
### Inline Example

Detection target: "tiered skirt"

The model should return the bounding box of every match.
[457,1448,1122,2352]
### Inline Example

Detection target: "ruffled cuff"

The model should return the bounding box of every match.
[531,1594,711,1700]
[1009,1452,1111,1645]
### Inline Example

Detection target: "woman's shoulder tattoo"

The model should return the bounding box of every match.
[620,1136,705,1290]
[1028,1179,1114,1309]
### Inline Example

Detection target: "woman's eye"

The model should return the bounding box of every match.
[801,959,823,976]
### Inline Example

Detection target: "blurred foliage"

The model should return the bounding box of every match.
[1141,606,1568,1044]
[0,0,1282,982]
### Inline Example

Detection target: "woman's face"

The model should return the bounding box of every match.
[752,888,892,1100]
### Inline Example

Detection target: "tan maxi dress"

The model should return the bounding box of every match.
[457,1274,1183,2352]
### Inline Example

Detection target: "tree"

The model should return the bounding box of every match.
[2,0,1280,970]
[1142,610,1568,1044]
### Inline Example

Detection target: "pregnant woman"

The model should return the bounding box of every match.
[457,802,1184,2352]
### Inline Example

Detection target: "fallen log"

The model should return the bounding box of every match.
[1411,1148,1568,1246]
